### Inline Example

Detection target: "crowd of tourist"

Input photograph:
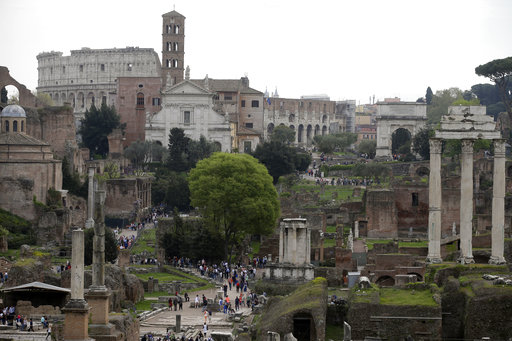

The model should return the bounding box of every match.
[314,176,377,186]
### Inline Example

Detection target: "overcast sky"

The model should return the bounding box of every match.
[1,0,512,104]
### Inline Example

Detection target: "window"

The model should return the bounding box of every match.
[101,64,105,71]
[63,66,66,73]
[152,98,161,106]
[184,111,191,124]
[136,93,144,108]
[4,120,8,132]
[251,100,259,108]
[167,42,172,51]
[244,141,252,153]
[138,84,143,88]
[13,121,17,132]
[127,63,133,71]
[172,59,178,68]
[224,94,232,101]
[241,100,246,107]
[175,25,180,34]
[173,42,179,51]
[245,123,253,128]
[21,121,24,132]
[79,65,83,72]
[412,193,419,207]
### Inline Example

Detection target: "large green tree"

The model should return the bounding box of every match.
[79,103,124,158]
[314,133,357,154]
[427,88,464,124]
[167,128,190,172]
[412,127,434,160]
[270,125,295,144]
[189,153,280,263]
[357,140,376,159]
[152,169,190,211]
[124,140,166,170]
[475,57,512,116]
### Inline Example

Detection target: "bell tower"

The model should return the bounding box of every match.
[162,10,185,87]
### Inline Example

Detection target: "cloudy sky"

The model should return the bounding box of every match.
[1,0,511,104]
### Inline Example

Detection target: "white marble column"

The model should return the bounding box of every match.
[306,228,311,264]
[490,139,506,264]
[71,229,85,301]
[292,227,297,264]
[279,225,284,263]
[427,138,443,263]
[85,167,95,229]
[459,139,475,264]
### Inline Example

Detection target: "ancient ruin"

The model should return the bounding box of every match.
[427,106,505,264]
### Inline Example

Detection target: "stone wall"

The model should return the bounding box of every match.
[104,177,152,221]
[366,189,398,238]
[347,302,442,340]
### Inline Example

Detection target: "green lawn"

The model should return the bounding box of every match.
[365,239,394,250]
[324,239,336,248]
[325,323,344,340]
[326,226,336,233]
[379,288,438,306]
[131,229,156,255]
[134,272,196,282]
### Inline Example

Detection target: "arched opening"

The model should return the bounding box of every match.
[172,59,178,68]
[68,93,75,108]
[416,166,430,177]
[213,141,222,152]
[3,85,19,104]
[306,125,313,145]
[376,275,395,287]
[174,25,180,34]
[13,120,18,132]
[61,93,66,103]
[391,128,412,155]
[173,42,179,51]
[78,92,84,108]
[298,124,304,143]
[290,125,295,131]
[155,140,162,146]
[86,92,95,109]
[289,114,295,122]
[54,93,59,104]
[4,120,9,132]
[267,123,274,136]
[293,313,316,341]
[21,120,24,132]
[407,272,423,282]
[99,92,106,106]
[314,124,320,136]
[322,125,327,135]
[322,114,327,123]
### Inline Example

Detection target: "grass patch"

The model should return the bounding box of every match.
[249,241,260,259]
[325,323,344,340]
[131,229,156,255]
[134,272,196,282]
[379,288,438,306]
[135,300,153,311]
[326,225,336,233]
[324,239,336,248]
[144,290,168,298]
[366,239,394,250]
[290,180,362,204]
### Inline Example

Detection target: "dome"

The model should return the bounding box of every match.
[0,104,26,118]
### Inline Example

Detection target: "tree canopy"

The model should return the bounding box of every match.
[79,104,125,158]
[475,57,512,116]
[270,125,295,144]
[314,133,357,154]
[412,127,434,160]
[425,87,433,105]
[189,153,280,263]
[252,141,311,184]
[166,128,217,172]
[124,140,166,170]
[357,140,376,159]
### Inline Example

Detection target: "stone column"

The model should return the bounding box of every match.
[490,139,506,264]
[86,183,114,336]
[176,314,181,333]
[306,227,311,264]
[459,139,475,264]
[85,167,95,229]
[62,229,90,341]
[292,227,297,264]
[354,221,359,239]
[427,138,443,263]
[279,224,284,263]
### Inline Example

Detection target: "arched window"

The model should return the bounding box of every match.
[21,120,24,132]
[13,120,18,132]
[172,59,178,68]
[175,25,180,34]
[5,120,9,132]
[136,93,145,108]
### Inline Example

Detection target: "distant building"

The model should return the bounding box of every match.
[264,96,347,147]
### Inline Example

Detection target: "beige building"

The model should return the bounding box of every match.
[0,104,62,220]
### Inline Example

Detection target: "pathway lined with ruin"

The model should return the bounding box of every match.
[139,274,253,338]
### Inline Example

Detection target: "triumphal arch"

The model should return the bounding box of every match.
[426,106,505,264]
[375,102,427,158]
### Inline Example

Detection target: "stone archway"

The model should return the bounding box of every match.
[376,275,395,287]
[391,127,412,155]
[0,67,36,107]
[293,313,316,341]
[306,125,313,145]
[298,124,304,143]
[375,102,427,159]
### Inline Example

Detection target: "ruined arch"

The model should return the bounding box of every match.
[376,275,395,287]
[68,93,76,109]
[54,93,59,104]
[322,114,327,123]
[298,124,304,143]
[293,312,317,341]
[314,124,320,136]
[61,92,66,103]
[77,92,85,108]
[407,272,423,281]
[213,141,222,152]
[86,92,95,109]
[289,113,295,122]
[0,67,36,107]
[267,123,275,137]
[306,125,313,145]
[322,125,327,135]
[416,166,429,177]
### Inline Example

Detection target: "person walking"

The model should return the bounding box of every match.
[46,323,51,340]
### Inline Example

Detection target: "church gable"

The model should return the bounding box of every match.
[163,80,211,96]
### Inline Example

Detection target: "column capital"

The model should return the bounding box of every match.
[429,138,442,154]
[493,139,507,156]
[461,139,474,153]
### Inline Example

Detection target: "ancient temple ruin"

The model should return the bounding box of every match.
[264,218,314,281]
[427,106,505,264]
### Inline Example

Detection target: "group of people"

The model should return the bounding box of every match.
[314,176,377,186]
[0,271,8,283]
[0,308,51,338]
